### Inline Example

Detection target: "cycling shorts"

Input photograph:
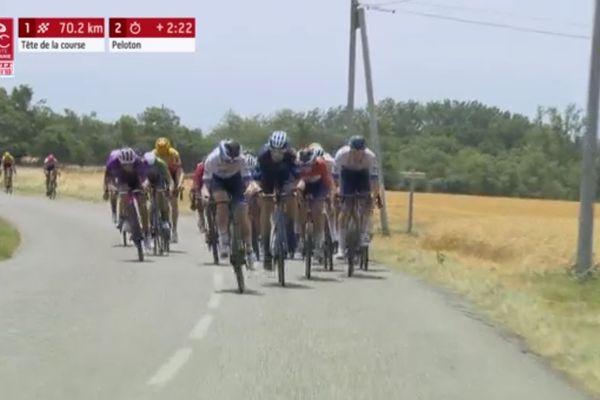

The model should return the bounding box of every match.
[305,180,328,200]
[340,169,370,196]
[211,173,246,204]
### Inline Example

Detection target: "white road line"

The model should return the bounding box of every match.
[147,347,193,387]
[189,314,214,340]
[208,292,222,309]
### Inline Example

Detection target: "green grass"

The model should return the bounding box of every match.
[0,217,20,261]
[372,238,600,397]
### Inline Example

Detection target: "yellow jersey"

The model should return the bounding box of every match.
[153,148,182,175]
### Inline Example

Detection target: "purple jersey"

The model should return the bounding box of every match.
[106,149,120,164]
[106,156,148,189]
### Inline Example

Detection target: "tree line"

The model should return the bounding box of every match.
[0,84,587,200]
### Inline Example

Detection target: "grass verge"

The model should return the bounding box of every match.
[372,235,600,397]
[0,217,20,261]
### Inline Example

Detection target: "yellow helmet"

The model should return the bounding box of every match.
[3,151,11,158]
[308,142,322,150]
[155,137,171,153]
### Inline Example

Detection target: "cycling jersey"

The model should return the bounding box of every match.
[255,145,299,193]
[192,162,205,190]
[203,147,251,182]
[334,145,378,195]
[153,148,182,175]
[44,157,58,171]
[105,156,148,190]
[322,152,335,176]
[146,157,171,188]
[1,155,14,168]
[299,158,333,189]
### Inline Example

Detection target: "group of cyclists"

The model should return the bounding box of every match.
[1,151,59,196]
[101,130,382,274]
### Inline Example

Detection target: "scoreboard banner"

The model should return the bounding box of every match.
[18,18,105,52]
[108,18,196,53]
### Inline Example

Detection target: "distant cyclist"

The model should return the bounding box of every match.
[43,154,59,197]
[143,151,173,236]
[309,143,338,245]
[103,147,151,251]
[334,135,381,259]
[202,139,256,267]
[253,131,300,269]
[1,151,16,192]
[103,149,121,223]
[153,137,184,243]
[296,147,334,259]
[190,160,207,233]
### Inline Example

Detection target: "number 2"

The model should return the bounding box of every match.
[115,22,122,34]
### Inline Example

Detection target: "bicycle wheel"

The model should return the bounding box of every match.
[362,246,369,271]
[251,220,260,261]
[304,222,313,279]
[129,203,144,262]
[231,222,245,294]
[346,223,358,277]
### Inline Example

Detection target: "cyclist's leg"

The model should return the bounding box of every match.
[356,170,372,246]
[136,191,150,235]
[212,176,231,256]
[197,190,207,232]
[259,183,275,266]
[117,183,129,227]
[336,169,356,258]
[158,189,170,225]
[229,174,254,266]
[170,170,182,241]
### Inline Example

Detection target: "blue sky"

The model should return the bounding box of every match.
[2,0,593,130]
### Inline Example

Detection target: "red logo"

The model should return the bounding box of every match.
[0,19,14,61]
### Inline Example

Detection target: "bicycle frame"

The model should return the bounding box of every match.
[261,191,294,286]
[119,189,144,261]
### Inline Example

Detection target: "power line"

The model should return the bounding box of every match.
[363,0,589,29]
[363,6,591,40]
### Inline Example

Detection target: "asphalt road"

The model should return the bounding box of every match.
[0,195,593,400]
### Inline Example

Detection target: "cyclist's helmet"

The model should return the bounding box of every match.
[3,151,10,158]
[243,152,257,169]
[219,139,241,163]
[118,147,136,165]
[155,137,171,153]
[349,135,366,151]
[47,154,56,162]
[298,148,317,167]
[143,151,156,166]
[269,130,288,150]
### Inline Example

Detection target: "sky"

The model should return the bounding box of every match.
[1,0,594,131]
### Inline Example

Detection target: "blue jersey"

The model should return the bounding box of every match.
[254,145,299,189]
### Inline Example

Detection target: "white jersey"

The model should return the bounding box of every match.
[334,145,379,179]
[202,147,250,181]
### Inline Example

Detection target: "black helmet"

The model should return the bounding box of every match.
[219,139,241,161]
[349,135,366,151]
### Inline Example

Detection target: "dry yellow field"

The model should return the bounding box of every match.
[9,167,600,395]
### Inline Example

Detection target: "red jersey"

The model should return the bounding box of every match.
[192,162,205,189]
[299,158,333,190]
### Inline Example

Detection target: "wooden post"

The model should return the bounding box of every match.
[400,171,426,234]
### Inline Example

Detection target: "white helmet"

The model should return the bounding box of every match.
[118,147,136,165]
[243,152,257,169]
[269,130,288,150]
[143,151,156,166]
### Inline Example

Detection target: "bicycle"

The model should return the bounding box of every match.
[46,170,57,199]
[205,197,220,265]
[339,193,371,277]
[301,194,316,279]
[119,189,145,262]
[261,191,293,287]
[322,210,335,271]
[3,169,13,194]
[149,186,171,256]
[224,196,248,294]
[248,192,261,261]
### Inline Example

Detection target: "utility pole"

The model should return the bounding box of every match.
[346,0,390,235]
[576,0,600,277]
[357,4,390,235]
[346,0,358,130]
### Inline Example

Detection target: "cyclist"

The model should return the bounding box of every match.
[103,149,121,223]
[254,130,300,269]
[143,151,173,238]
[202,139,256,267]
[309,143,338,247]
[103,147,151,251]
[43,154,59,196]
[190,160,207,233]
[153,137,184,243]
[243,151,261,258]
[1,151,16,190]
[334,135,381,260]
[296,147,334,259]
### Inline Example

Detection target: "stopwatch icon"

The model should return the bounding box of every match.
[129,21,141,35]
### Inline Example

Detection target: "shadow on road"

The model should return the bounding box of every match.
[363,268,389,273]
[347,273,386,280]
[168,249,188,254]
[122,258,155,263]
[300,275,341,283]
[262,282,313,290]
[217,288,264,296]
